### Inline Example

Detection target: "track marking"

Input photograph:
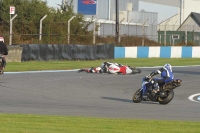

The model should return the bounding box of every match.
[188,93,200,103]
[4,70,78,74]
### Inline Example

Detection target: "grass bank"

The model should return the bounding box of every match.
[6,58,200,72]
[0,114,200,133]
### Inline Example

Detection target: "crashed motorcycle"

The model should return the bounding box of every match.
[132,76,182,104]
[105,62,141,75]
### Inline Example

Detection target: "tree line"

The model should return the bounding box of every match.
[0,0,94,44]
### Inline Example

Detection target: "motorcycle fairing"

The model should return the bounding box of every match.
[141,78,149,95]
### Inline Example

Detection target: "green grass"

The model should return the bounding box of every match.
[0,114,200,133]
[6,58,200,72]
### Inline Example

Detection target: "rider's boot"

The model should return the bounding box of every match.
[78,69,84,73]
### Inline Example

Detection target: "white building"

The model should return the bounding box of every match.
[68,0,200,42]
[70,0,158,41]
[141,0,200,31]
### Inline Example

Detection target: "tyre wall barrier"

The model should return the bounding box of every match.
[21,44,114,61]
[115,46,200,58]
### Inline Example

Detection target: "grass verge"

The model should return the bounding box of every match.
[0,114,200,133]
[6,58,200,72]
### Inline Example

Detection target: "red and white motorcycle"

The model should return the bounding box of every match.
[103,62,141,75]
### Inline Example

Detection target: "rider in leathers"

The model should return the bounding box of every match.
[147,64,174,92]
[0,37,8,74]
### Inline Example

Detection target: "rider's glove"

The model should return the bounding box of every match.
[145,75,151,78]
[145,75,152,81]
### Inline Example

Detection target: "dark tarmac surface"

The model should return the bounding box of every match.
[0,66,200,121]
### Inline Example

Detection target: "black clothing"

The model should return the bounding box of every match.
[0,41,8,55]
[0,41,8,72]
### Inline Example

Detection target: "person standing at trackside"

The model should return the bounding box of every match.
[0,37,8,74]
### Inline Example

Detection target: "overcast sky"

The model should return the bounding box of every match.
[45,0,178,23]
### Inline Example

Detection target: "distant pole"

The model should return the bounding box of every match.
[180,0,182,25]
[164,19,170,46]
[9,6,17,45]
[115,0,119,45]
[142,19,148,46]
[128,19,133,35]
[39,15,47,41]
[68,16,76,44]
[9,14,17,45]
[93,18,100,45]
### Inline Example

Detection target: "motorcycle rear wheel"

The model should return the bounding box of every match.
[158,89,174,105]
[132,88,142,103]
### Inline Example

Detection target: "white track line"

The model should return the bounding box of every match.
[5,69,78,74]
[188,93,200,103]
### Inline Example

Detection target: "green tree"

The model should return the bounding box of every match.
[0,0,93,44]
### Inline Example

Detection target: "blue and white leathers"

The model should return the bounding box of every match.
[141,64,174,96]
[157,64,174,83]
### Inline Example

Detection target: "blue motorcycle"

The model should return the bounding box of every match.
[132,76,182,105]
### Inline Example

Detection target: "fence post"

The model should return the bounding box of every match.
[164,19,170,46]
[158,20,163,31]
[39,15,47,41]
[93,18,100,45]
[68,16,76,44]
[142,19,148,46]
[136,19,141,36]
[185,20,190,46]
[128,19,133,36]
[103,19,108,37]
[185,24,188,45]
[160,34,162,44]
[151,19,156,40]
[118,18,125,44]
[9,14,17,45]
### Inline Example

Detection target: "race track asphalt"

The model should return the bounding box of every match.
[0,66,199,121]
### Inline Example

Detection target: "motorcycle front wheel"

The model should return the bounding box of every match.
[158,89,174,105]
[131,68,141,74]
[132,88,142,103]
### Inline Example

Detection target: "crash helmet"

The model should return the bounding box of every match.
[0,37,4,43]
[164,63,172,72]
